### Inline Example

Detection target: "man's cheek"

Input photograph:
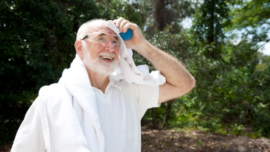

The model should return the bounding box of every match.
[115,50,120,60]
[90,51,99,59]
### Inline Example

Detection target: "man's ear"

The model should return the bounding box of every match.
[75,40,84,60]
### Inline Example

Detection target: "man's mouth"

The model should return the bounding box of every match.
[100,56,113,61]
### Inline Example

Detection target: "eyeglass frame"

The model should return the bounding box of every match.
[81,32,121,49]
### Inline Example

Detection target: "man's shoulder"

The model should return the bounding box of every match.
[38,83,65,101]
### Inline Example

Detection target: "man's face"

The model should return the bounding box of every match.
[81,23,120,76]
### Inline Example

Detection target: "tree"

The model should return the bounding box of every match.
[230,0,270,29]
[96,0,147,28]
[137,0,195,37]
[227,0,270,58]
[152,0,195,31]
[192,0,231,60]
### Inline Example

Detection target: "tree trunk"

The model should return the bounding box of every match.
[151,108,158,129]
[161,100,174,128]
[153,0,166,31]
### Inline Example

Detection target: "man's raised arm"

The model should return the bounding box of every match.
[114,18,196,104]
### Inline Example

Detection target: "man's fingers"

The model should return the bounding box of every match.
[119,20,130,33]
[123,23,137,33]
[114,17,125,28]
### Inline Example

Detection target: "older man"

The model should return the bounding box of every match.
[11,18,195,152]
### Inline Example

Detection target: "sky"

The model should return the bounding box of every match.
[258,42,270,56]
[181,18,270,56]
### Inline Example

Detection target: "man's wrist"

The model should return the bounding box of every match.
[132,38,150,54]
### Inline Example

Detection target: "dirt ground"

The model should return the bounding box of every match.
[1,129,270,152]
[141,129,270,152]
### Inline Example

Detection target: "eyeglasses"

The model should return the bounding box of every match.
[81,32,120,50]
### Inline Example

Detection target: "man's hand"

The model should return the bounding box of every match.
[114,18,145,50]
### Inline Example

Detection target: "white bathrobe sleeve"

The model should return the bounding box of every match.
[11,99,46,152]
[137,84,160,120]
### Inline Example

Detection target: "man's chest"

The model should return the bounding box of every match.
[93,84,140,126]
[93,84,142,151]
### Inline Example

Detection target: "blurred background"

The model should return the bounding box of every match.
[1,0,270,149]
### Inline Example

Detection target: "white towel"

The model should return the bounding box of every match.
[37,21,166,152]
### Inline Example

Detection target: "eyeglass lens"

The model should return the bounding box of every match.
[87,33,120,49]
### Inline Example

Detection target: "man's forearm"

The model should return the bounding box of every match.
[133,39,195,89]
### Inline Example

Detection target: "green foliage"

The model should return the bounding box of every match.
[134,28,193,67]
[192,0,231,60]
[256,52,270,71]
[229,0,270,28]
[96,0,147,28]
[185,41,270,137]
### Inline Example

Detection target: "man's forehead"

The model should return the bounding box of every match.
[87,21,117,35]
[97,32,119,41]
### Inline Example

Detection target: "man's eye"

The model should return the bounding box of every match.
[112,40,118,44]
[98,38,105,41]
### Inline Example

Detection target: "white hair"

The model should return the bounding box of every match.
[76,19,107,40]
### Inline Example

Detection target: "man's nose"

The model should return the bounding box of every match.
[104,40,116,51]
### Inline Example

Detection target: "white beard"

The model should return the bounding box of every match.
[82,44,118,76]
